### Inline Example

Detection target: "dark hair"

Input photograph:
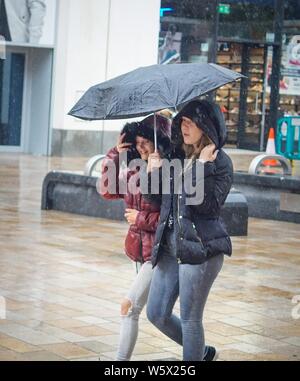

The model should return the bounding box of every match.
[138,114,171,142]
[120,115,171,161]
[120,122,140,162]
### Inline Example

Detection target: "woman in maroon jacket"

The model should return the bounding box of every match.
[99,114,171,361]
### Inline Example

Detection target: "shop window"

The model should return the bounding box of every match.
[216,43,269,149]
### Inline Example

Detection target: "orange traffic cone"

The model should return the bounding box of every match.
[262,128,278,167]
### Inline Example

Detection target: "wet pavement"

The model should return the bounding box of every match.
[0,152,299,361]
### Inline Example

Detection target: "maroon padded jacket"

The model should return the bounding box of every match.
[99,147,160,263]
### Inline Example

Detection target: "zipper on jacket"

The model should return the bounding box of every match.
[176,167,203,264]
[177,194,182,235]
[177,165,184,238]
[174,163,185,264]
[177,189,183,264]
[139,231,144,264]
[137,194,144,264]
[192,222,203,244]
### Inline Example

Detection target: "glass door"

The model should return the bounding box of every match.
[0,51,25,150]
[216,41,272,150]
[240,44,269,151]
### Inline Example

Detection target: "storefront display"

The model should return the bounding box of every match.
[159,0,299,151]
[216,43,269,146]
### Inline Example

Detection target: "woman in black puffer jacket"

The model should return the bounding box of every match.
[144,99,233,361]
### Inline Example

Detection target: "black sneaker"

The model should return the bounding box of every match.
[203,346,218,361]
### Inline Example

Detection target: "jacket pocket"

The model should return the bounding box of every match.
[206,236,232,257]
[179,238,208,265]
[125,230,141,262]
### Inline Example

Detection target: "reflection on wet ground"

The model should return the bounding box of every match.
[0,152,299,361]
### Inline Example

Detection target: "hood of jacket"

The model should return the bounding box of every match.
[121,114,171,161]
[172,99,228,150]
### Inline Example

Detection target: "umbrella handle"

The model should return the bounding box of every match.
[154,113,158,153]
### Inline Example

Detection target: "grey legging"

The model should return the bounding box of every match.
[116,261,153,361]
[146,229,224,361]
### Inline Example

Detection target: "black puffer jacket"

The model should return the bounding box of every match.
[144,100,234,267]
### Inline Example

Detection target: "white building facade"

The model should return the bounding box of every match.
[0,0,161,156]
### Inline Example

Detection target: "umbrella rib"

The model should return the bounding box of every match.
[157,66,176,108]
[209,63,246,80]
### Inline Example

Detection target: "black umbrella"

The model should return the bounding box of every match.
[68,63,244,150]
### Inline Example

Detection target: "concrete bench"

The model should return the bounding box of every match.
[233,171,300,224]
[41,171,248,236]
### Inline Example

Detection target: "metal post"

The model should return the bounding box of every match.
[208,0,219,64]
[208,0,219,102]
[237,44,250,149]
[268,0,284,148]
[260,45,269,151]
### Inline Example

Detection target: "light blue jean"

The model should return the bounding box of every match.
[146,229,224,361]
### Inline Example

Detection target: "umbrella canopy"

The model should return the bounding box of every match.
[68,63,245,121]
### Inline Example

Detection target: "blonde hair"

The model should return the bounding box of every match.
[179,133,214,175]
[182,133,214,160]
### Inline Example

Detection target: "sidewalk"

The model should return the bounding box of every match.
[0,152,299,361]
